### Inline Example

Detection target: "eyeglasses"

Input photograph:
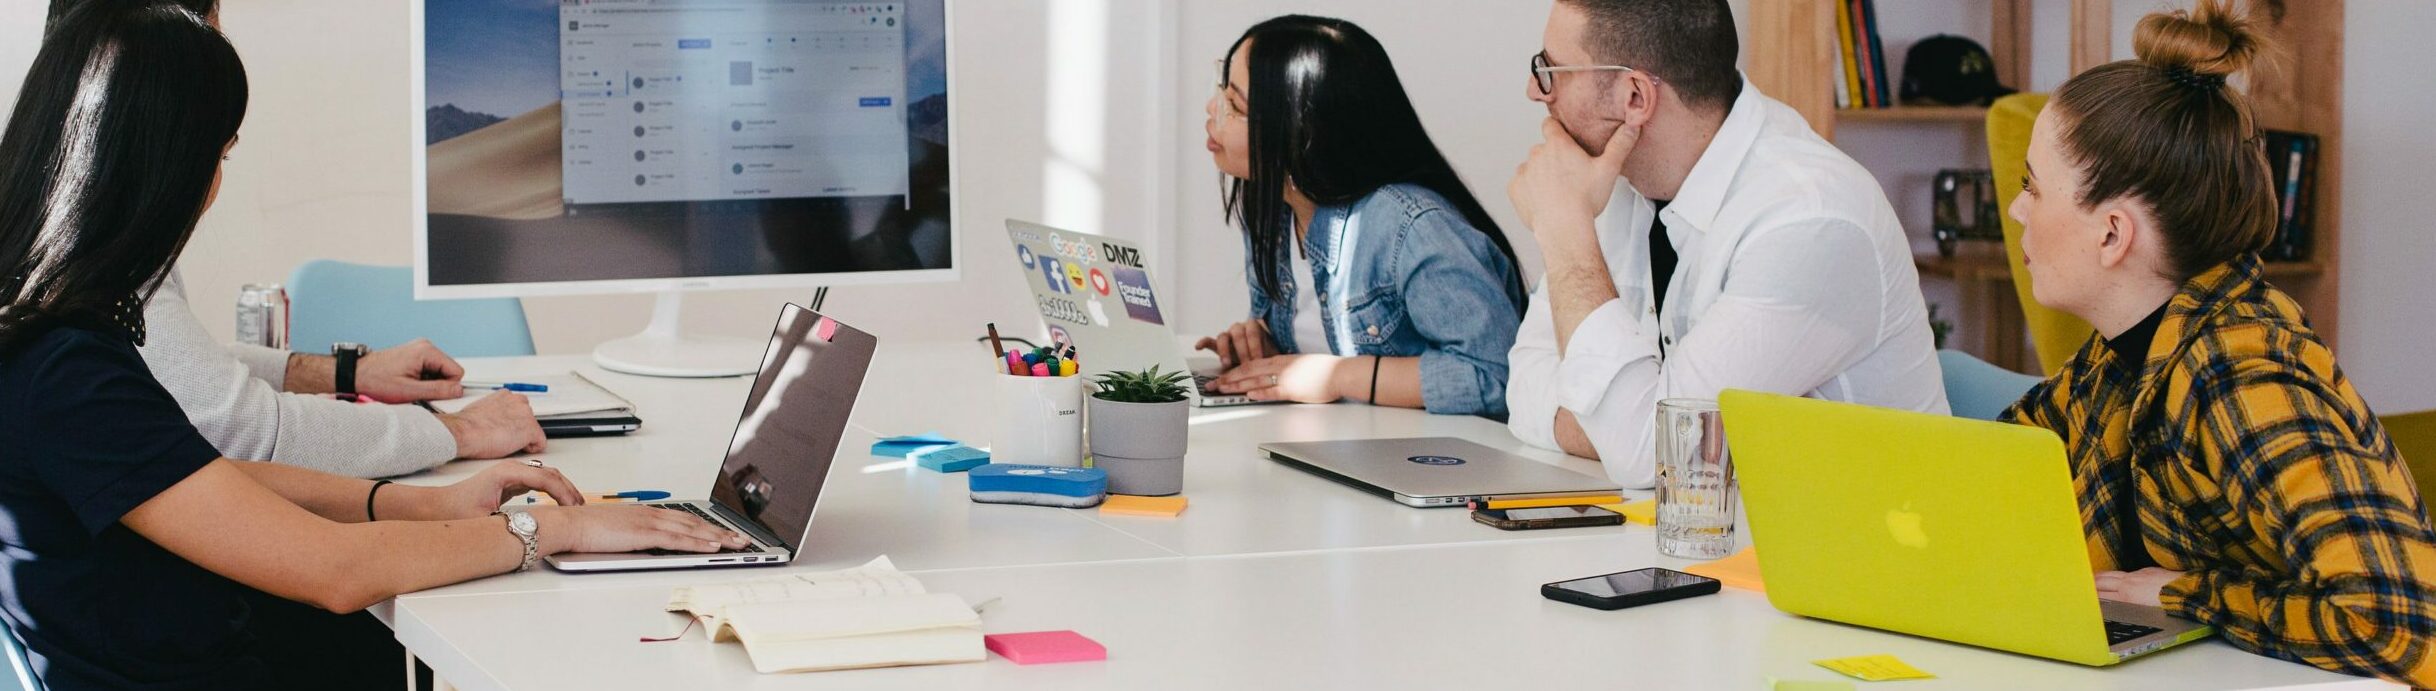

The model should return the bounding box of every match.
[1213,58,1244,120]
[1530,51,1652,96]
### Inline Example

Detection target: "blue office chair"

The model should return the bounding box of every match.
[285,260,535,358]
[3,622,38,691]
[1939,350,2044,421]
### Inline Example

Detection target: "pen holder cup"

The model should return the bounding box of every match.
[992,373,1086,467]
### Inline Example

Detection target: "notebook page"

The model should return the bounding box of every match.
[428,373,632,417]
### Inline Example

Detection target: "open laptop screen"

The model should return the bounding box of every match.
[709,304,876,549]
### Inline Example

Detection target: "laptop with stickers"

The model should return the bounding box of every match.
[1003,219,1280,408]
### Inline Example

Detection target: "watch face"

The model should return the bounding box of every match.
[508,511,537,534]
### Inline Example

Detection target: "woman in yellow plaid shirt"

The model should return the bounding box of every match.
[1998,0,2436,685]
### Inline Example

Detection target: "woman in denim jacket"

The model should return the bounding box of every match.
[1195,15,1526,418]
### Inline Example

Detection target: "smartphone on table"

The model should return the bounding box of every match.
[1471,505,1624,531]
[1541,568,1720,610]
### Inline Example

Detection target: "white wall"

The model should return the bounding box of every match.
[2339,2,2436,414]
[0,0,1169,353]
[0,2,34,88]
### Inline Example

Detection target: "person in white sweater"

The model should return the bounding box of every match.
[141,269,546,477]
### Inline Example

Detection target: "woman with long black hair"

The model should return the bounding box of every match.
[1195,15,1526,417]
[0,4,744,688]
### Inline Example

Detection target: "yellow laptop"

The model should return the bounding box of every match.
[1718,390,2212,666]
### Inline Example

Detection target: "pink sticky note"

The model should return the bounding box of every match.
[984,630,1106,665]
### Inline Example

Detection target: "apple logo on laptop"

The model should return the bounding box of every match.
[1407,455,1465,466]
[1886,502,1929,548]
[1086,299,1111,326]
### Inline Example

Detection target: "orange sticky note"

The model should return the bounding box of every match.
[1684,547,1765,592]
[1099,494,1187,517]
[1597,499,1656,525]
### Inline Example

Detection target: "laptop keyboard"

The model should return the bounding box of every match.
[642,504,764,555]
[2104,620,2163,645]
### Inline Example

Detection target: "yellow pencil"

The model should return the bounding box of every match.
[1473,495,1626,510]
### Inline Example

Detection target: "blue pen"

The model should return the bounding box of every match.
[597,490,672,502]
[467,381,549,393]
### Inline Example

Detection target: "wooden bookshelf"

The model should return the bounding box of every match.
[1747,0,2346,371]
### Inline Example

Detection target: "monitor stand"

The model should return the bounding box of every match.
[592,292,763,378]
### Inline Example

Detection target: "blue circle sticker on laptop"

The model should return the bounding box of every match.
[1407,455,1466,466]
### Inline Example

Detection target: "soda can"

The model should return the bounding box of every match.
[236,283,288,349]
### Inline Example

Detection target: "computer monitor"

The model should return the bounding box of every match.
[411,0,953,376]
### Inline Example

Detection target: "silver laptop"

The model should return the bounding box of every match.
[1004,219,1281,408]
[544,304,875,572]
[1259,438,1622,508]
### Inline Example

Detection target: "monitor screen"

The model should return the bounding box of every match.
[416,0,951,297]
[710,304,875,547]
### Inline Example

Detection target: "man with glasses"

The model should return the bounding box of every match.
[1503,0,1948,488]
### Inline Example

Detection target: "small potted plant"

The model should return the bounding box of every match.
[1087,365,1192,496]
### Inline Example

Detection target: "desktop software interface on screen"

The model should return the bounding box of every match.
[559,1,909,206]
[422,0,950,290]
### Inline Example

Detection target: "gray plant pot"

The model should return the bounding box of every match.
[1087,396,1189,496]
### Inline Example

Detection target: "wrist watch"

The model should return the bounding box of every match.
[503,511,540,572]
[331,342,369,395]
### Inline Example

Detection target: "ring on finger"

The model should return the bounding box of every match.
[522,459,544,468]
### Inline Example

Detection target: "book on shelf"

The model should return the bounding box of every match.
[1834,0,1891,109]
[2261,129,2319,262]
[1834,0,1858,108]
[1860,0,1891,107]
[664,556,986,674]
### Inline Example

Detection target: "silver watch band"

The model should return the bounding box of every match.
[507,514,539,572]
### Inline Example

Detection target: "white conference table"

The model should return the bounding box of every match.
[377,341,2390,690]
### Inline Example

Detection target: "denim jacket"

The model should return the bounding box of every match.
[1244,183,1526,417]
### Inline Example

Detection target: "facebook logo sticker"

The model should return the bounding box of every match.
[1039,257,1072,294]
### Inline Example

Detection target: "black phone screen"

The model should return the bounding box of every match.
[1552,568,1711,598]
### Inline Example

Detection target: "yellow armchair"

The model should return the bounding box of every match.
[1986,93,2095,374]
[2385,410,2436,521]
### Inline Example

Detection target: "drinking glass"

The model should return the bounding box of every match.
[1656,398,1738,559]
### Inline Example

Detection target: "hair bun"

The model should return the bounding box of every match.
[2133,0,2264,79]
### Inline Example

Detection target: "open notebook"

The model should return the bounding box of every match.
[428,372,632,418]
[665,557,984,674]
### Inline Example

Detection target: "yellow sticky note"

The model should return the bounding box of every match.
[1598,499,1656,525]
[1100,494,1188,517]
[1684,547,1765,592]
[1814,654,1935,682]
[1767,678,1855,691]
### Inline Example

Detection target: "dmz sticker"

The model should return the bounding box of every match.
[1111,267,1163,325]
[1407,455,1467,466]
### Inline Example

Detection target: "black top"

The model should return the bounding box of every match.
[0,326,258,689]
[2104,302,2172,373]
[1648,200,1679,312]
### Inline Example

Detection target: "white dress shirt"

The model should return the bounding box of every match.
[1505,80,1949,489]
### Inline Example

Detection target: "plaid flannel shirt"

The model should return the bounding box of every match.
[2002,255,2436,685]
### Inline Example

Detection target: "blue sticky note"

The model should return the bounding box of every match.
[874,443,954,459]
[872,431,959,458]
[878,432,955,445]
[913,445,990,473]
